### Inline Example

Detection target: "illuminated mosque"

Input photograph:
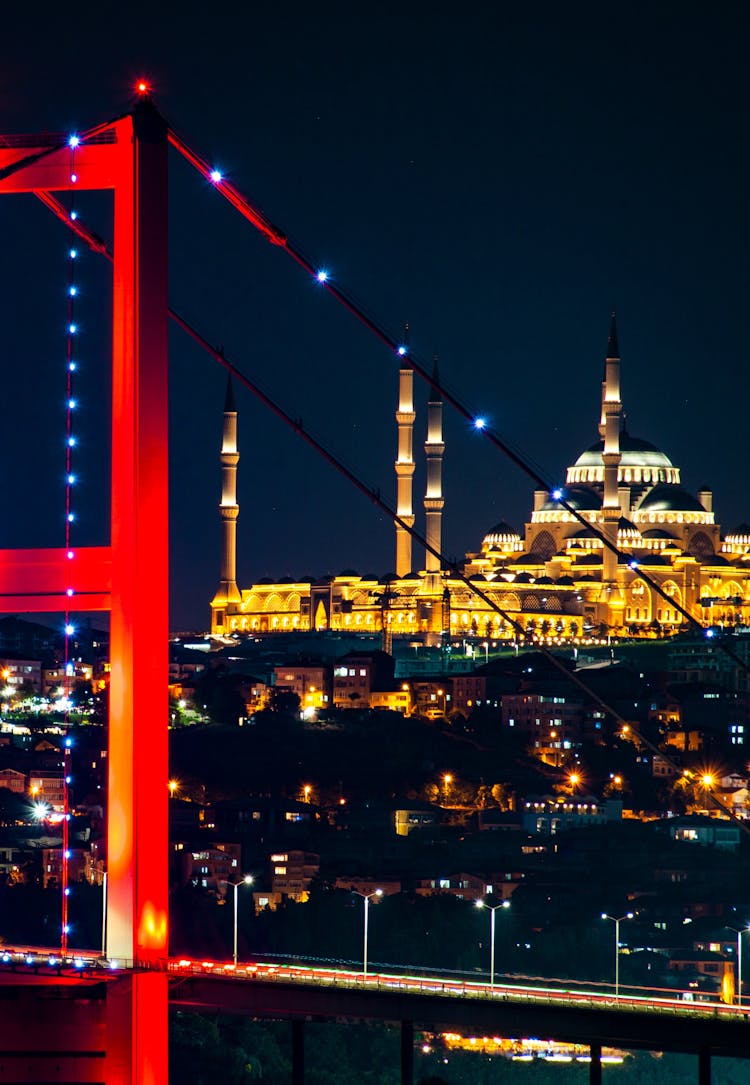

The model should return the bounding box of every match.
[210,319,750,642]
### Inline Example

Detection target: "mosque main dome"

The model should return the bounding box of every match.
[567,431,681,502]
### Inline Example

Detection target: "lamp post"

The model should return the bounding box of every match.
[601,912,633,998]
[738,930,744,1009]
[101,871,107,958]
[727,925,749,1007]
[353,889,382,979]
[475,898,510,989]
[227,875,254,965]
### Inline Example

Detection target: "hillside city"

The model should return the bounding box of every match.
[1,612,749,1023]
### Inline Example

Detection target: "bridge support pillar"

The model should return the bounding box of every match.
[292,1019,305,1085]
[589,1042,602,1085]
[106,974,168,1084]
[401,1019,414,1085]
[699,1046,711,1085]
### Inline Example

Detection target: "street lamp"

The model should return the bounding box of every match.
[101,870,108,958]
[352,889,382,979]
[727,925,749,1007]
[475,898,510,989]
[226,875,254,966]
[601,912,633,998]
[739,928,749,1008]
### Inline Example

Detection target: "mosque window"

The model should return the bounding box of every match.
[688,532,714,559]
[531,530,556,561]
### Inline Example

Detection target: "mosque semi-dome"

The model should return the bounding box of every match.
[723,525,750,556]
[641,528,677,540]
[482,522,522,549]
[635,484,707,514]
[617,517,641,539]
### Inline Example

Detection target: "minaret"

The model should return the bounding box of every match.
[395,325,416,576]
[212,375,241,623]
[424,356,445,592]
[600,314,622,591]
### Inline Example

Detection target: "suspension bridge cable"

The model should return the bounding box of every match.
[163,117,750,676]
[32,176,750,837]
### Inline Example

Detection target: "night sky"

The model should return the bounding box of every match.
[2,7,748,631]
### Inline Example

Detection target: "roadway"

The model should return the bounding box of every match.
[167,957,750,1058]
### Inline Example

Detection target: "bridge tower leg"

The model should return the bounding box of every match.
[589,1042,602,1085]
[292,1019,305,1085]
[698,1045,711,1085]
[401,1020,414,1085]
[104,93,170,1085]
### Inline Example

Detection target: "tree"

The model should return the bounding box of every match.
[169,1013,256,1084]
[490,782,511,809]
[70,679,93,709]
[268,687,301,716]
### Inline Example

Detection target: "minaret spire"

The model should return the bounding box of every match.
[211,373,242,630]
[394,322,416,576]
[599,311,621,438]
[599,313,623,602]
[424,354,445,592]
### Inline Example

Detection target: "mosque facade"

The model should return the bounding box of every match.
[210,320,750,642]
